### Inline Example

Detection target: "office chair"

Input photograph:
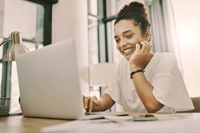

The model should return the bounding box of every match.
[176,97,200,113]
[191,97,200,112]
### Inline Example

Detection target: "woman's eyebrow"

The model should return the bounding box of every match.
[123,30,132,34]
[114,30,133,38]
[114,35,118,39]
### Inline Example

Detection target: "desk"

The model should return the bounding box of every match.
[0,115,68,133]
[1,113,200,133]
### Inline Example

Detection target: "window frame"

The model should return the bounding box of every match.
[26,0,58,46]
[1,0,58,100]
[88,0,119,110]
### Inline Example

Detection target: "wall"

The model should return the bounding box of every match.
[1,0,38,112]
[0,0,5,37]
[172,0,200,97]
[52,0,89,96]
[3,0,37,39]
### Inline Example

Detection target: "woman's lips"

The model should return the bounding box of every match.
[122,47,134,53]
[122,47,134,55]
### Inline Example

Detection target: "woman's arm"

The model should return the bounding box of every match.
[100,93,116,111]
[129,41,164,113]
[130,69,164,113]
[83,93,115,112]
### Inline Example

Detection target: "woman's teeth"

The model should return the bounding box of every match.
[122,48,134,54]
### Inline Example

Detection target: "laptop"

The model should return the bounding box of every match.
[16,39,128,120]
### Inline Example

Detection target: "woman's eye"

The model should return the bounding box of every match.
[126,35,133,38]
[115,39,120,43]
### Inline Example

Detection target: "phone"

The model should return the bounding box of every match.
[133,114,157,121]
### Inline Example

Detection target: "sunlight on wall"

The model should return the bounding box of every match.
[178,28,194,46]
[172,0,200,97]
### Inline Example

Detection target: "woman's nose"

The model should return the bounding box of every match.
[120,39,127,47]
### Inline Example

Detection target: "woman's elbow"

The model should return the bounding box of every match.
[146,103,164,113]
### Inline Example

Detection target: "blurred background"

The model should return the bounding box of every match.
[0,0,199,112]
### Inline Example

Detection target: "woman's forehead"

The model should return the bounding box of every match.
[114,20,140,35]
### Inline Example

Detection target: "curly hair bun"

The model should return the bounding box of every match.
[117,1,148,19]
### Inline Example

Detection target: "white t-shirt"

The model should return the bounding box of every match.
[104,53,194,113]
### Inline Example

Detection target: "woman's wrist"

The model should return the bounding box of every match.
[129,64,143,72]
[98,100,104,111]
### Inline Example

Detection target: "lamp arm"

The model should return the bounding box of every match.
[0,39,12,47]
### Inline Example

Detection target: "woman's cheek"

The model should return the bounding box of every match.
[117,45,121,53]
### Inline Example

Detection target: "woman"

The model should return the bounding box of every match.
[83,1,194,113]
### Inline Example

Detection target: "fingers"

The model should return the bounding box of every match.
[94,100,100,105]
[140,41,147,50]
[140,41,152,53]
[89,96,98,112]
[82,95,85,104]
[83,95,99,112]
[135,43,140,53]
[84,96,91,110]
[82,95,87,110]
[145,41,152,51]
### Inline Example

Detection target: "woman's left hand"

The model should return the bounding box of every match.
[129,41,152,70]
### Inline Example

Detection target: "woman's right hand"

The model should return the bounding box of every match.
[82,95,102,112]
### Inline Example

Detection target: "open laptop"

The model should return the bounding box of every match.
[16,39,128,120]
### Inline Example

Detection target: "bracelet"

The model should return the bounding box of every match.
[130,70,144,79]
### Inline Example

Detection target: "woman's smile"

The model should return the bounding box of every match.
[122,47,134,54]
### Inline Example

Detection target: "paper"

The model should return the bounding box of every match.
[41,113,200,133]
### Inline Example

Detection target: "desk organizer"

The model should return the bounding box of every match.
[0,98,10,116]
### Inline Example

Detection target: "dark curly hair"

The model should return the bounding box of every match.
[114,1,151,37]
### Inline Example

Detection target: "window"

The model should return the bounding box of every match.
[0,0,58,112]
[2,1,45,112]
[87,0,131,111]
[88,0,100,99]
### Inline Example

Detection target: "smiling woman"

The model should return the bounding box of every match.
[83,1,194,113]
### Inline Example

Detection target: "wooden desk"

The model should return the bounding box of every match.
[1,113,200,133]
[0,113,148,133]
[0,115,68,133]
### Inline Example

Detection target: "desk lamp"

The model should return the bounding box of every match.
[89,63,117,88]
[0,31,29,116]
[0,31,29,61]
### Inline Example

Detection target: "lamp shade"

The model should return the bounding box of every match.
[3,31,29,61]
[89,63,117,86]
[4,43,29,61]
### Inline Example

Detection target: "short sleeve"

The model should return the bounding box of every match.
[103,63,123,106]
[151,54,194,111]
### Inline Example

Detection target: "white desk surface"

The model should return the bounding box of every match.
[1,112,200,133]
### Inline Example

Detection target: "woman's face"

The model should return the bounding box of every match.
[114,19,148,61]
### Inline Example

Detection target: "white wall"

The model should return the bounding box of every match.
[52,0,89,96]
[172,0,200,97]
[1,0,38,112]
[3,0,37,39]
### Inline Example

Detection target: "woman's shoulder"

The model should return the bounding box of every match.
[117,57,128,67]
[153,52,179,70]
[154,52,177,63]
[116,57,129,74]
[154,52,176,59]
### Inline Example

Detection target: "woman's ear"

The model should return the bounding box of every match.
[144,29,150,41]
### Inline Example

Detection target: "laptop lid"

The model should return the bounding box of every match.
[16,39,84,119]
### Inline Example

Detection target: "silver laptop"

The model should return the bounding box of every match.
[16,39,88,119]
[16,39,129,120]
